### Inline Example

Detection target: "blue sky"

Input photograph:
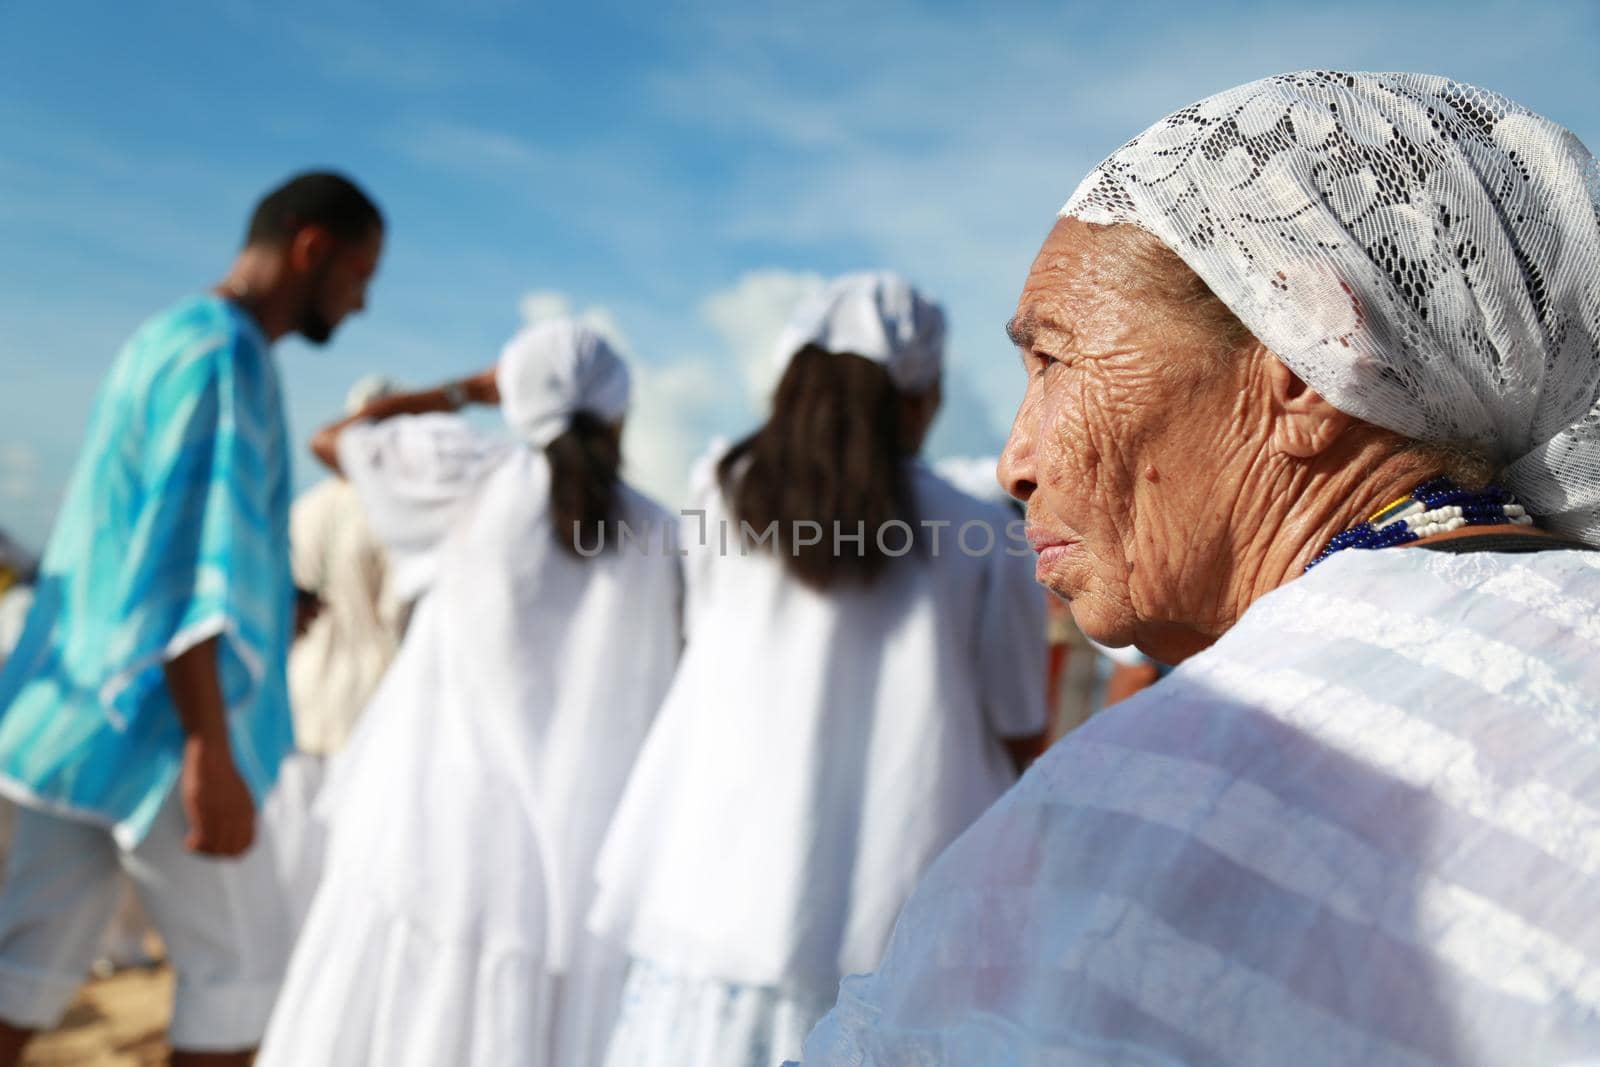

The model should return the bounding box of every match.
[2,0,1598,549]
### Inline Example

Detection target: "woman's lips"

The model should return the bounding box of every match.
[1033,542,1077,577]
[1026,526,1079,579]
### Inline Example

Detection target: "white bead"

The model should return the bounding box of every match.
[1374,500,1426,530]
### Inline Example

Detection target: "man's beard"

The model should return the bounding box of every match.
[298,305,335,345]
[298,260,336,345]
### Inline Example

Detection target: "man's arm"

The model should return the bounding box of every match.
[162,636,256,856]
[309,368,500,475]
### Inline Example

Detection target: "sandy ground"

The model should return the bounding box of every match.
[20,965,171,1067]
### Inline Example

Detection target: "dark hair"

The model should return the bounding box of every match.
[245,171,384,249]
[718,345,918,590]
[547,412,623,557]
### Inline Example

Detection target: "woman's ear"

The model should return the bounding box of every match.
[1264,352,1352,458]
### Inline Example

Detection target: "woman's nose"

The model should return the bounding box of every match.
[998,410,1037,505]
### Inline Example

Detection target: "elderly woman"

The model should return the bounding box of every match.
[797,73,1600,1064]
[258,320,682,1067]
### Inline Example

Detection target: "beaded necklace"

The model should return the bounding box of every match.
[1305,478,1533,571]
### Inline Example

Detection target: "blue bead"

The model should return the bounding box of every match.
[1307,477,1531,572]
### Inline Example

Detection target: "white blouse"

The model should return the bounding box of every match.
[800,545,1600,1066]
[287,478,403,755]
[591,461,1048,994]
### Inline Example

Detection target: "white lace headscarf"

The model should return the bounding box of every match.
[1061,71,1600,543]
[773,271,946,393]
[496,318,631,449]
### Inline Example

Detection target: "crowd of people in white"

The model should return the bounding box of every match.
[4,68,1600,1067]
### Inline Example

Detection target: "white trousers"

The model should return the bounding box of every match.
[261,750,329,937]
[0,788,289,1050]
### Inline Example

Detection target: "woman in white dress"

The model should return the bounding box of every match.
[257,319,682,1067]
[268,374,406,933]
[590,272,1049,1067]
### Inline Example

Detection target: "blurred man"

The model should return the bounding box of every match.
[0,172,383,1067]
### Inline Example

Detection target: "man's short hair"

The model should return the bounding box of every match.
[245,171,383,249]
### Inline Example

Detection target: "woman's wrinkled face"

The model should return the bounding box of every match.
[999,219,1257,659]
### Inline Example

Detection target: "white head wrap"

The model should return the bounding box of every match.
[1061,71,1600,543]
[773,271,946,393]
[344,374,399,415]
[496,318,631,448]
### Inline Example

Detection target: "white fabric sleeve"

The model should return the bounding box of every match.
[336,415,505,557]
[336,414,508,603]
[975,526,1049,739]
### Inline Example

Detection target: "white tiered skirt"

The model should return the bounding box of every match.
[602,959,836,1067]
[256,882,551,1067]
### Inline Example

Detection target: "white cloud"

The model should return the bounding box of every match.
[518,290,575,326]
[643,0,1600,453]
[624,357,737,510]
[699,269,825,408]
[393,119,551,178]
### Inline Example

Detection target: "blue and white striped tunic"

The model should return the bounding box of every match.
[0,295,294,847]
[799,546,1600,1066]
